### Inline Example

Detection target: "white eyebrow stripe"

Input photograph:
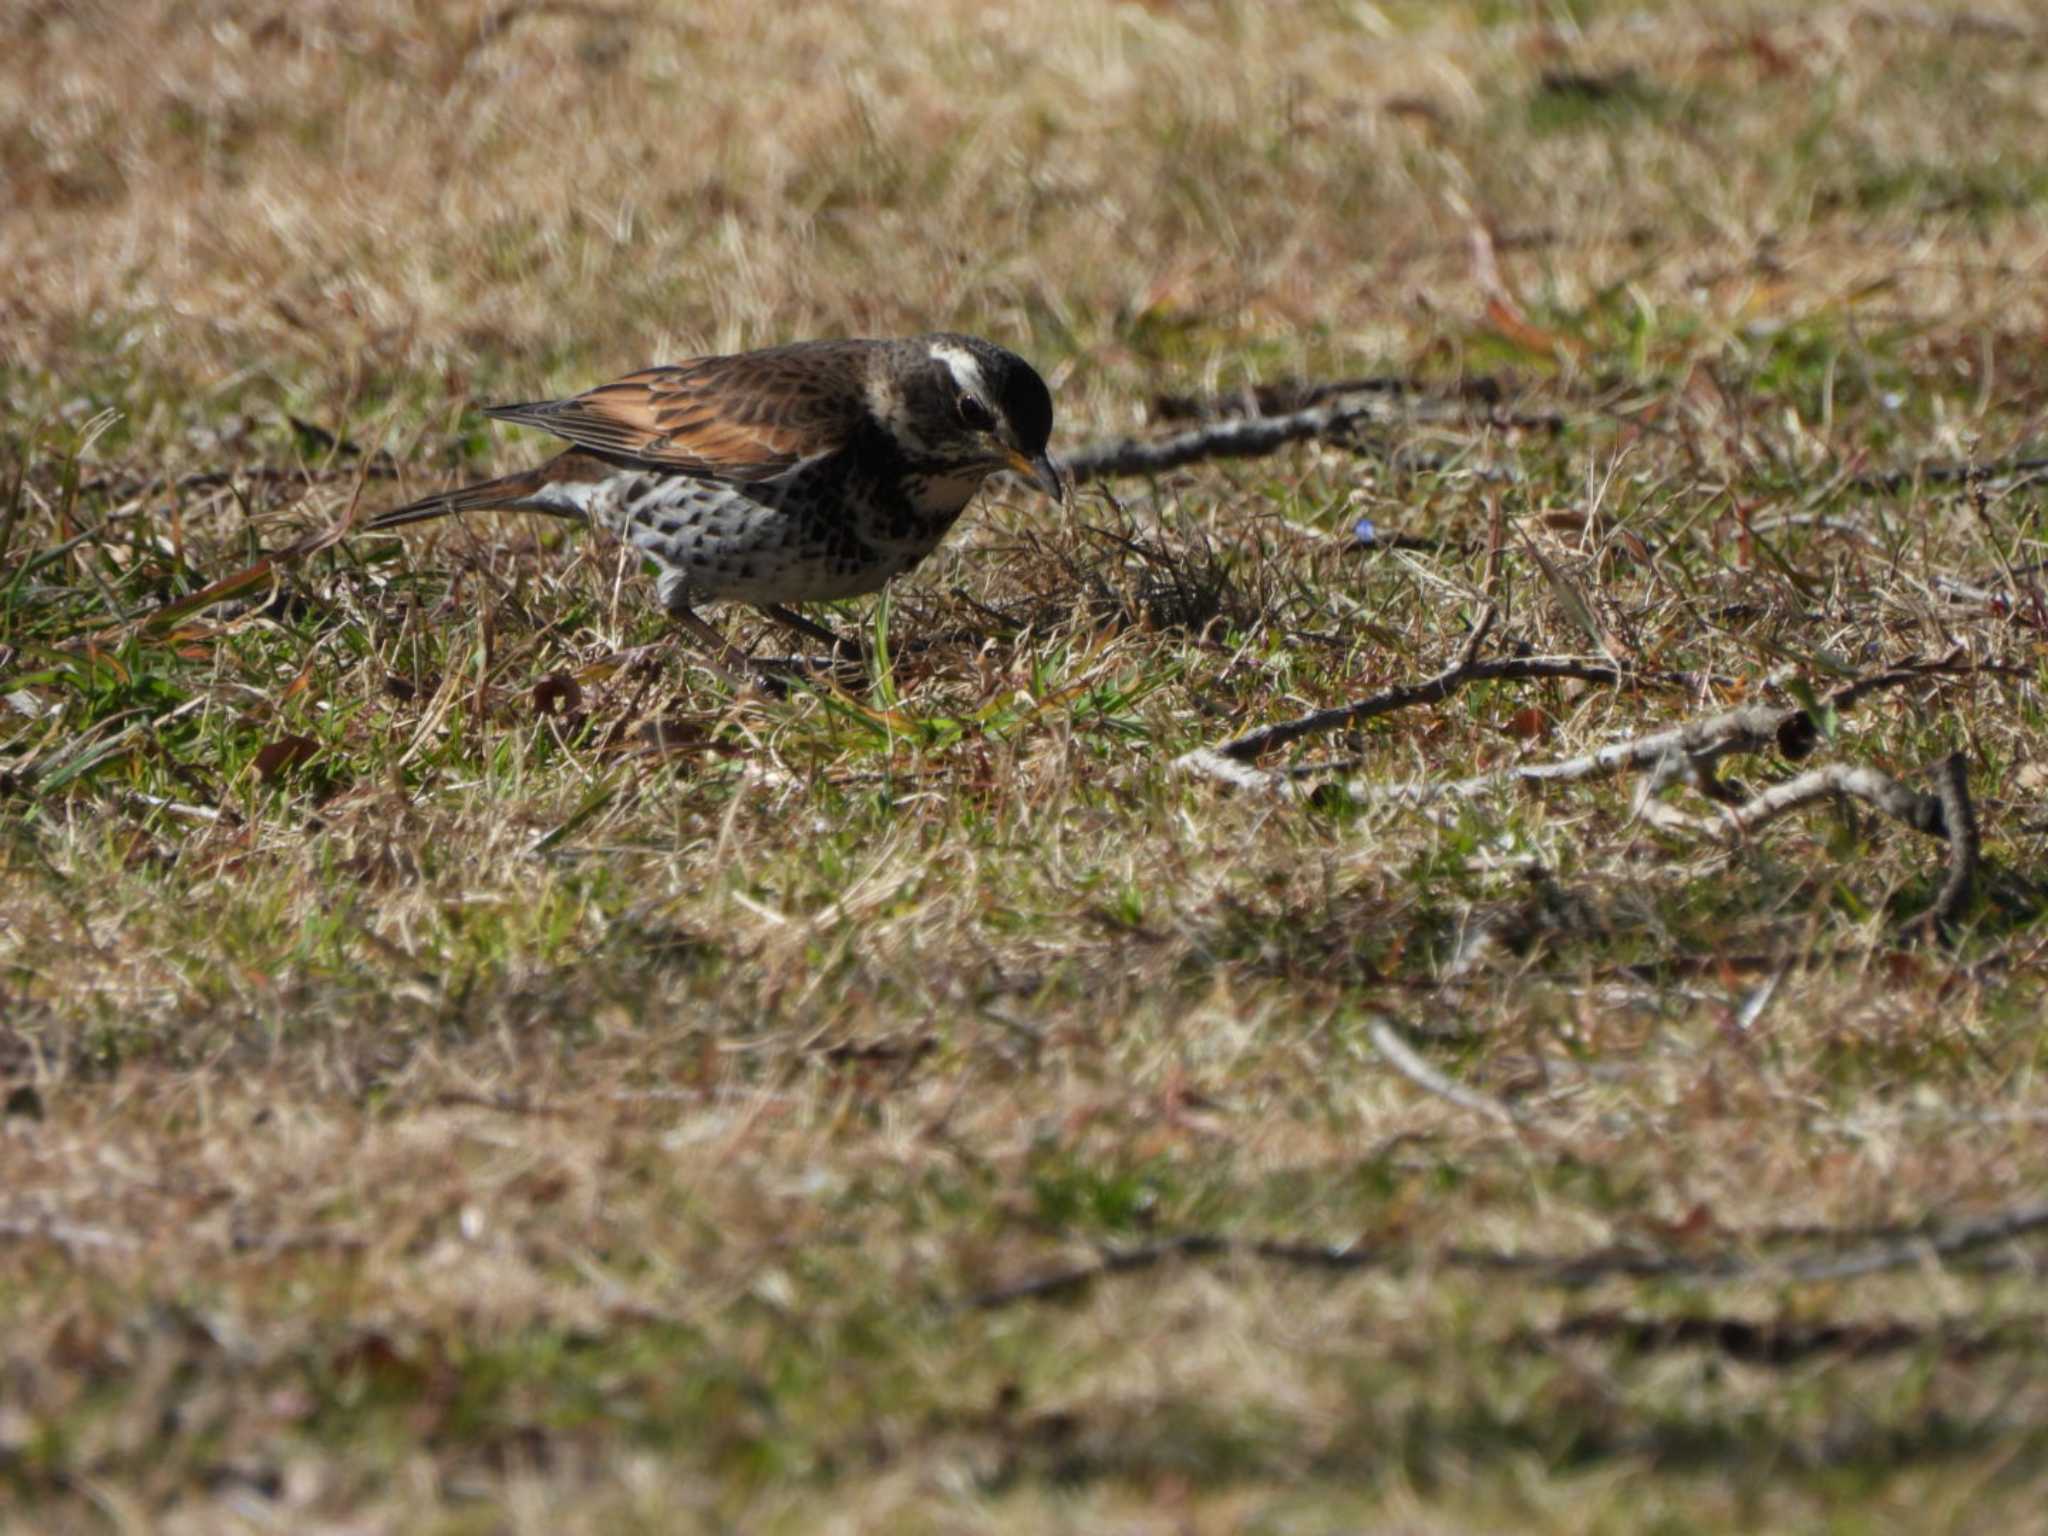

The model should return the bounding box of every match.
[928,342,988,401]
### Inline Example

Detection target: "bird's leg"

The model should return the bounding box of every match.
[667,605,785,695]
[754,603,867,681]
[756,603,859,656]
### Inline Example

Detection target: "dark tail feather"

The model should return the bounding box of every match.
[365,467,585,532]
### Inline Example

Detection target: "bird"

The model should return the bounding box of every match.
[365,334,1064,676]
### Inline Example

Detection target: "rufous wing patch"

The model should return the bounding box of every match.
[483,350,865,481]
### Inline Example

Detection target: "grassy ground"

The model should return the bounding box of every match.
[9,0,2048,1529]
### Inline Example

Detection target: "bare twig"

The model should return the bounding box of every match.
[1059,397,1392,481]
[1841,453,2048,494]
[1186,652,2003,798]
[119,789,237,826]
[428,1090,577,1118]
[1366,1016,1522,1128]
[1624,751,1975,938]
[1920,751,1980,935]
[0,1216,142,1253]
[231,1227,372,1255]
[1181,654,1629,773]
[1174,747,1288,793]
[1149,373,1516,422]
[1784,1195,2048,1284]
[1828,652,2011,711]
[1632,761,1947,843]
[1523,1309,2027,1364]
[960,1193,2048,1310]
[1452,599,1498,673]
[1193,691,1809,801]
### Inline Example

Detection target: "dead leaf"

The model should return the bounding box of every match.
[251,735,319,783]
[532,672,583,719]
[1482,296,1588,362]
[328,1331,427,1394]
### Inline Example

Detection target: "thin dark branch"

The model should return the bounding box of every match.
[1185,650,2009,792]
[0,1216,142,1253]
[1149,373,1512,422]
[1633,761,1949,844]
[960,1195,2048,1310]
[1921,750,1981,936]
[1520,1309,2031,1365]
[1786,1196,2048,1284]
[1451,599,1498,672]
[1826,653,2020,711]
[1367,1016,1522,1128]
[429,1090,577,1118]
[1185,654,1629,771]
[1059,398,1392,481]
[1843,453,2048,494]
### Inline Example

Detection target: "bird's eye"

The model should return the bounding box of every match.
[956,395,995,432]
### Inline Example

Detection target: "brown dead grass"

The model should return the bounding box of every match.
[12,0,2048,421]
[9,0,2048,1531]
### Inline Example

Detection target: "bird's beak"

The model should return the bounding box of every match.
[1008,448,1067,504]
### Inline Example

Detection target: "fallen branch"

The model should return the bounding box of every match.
[1630,760,1948,843]
[119,789,238,826]
[1366,1016,1522,1128]
[1842,453,2048,494]
[961,1193,2048,1310]
[1181,651,1999,795]
[1059,397,1393,482]
[1181,658,1987,938]
[1149,373,1515,422]
[1627,751,1976,937]
[1173,747,1283,792]
[1522,1308,2028,1365]
[1922,750,1980,934]
[1185,653,1635,771]
[1180,681,1807,796]
[1055,380,1568,482]
[1785,1195,2048,1284]
[0,1216,142,1254]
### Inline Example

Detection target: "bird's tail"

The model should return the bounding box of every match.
[365,466,588,532]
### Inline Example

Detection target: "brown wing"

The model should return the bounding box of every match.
[481,341,872,481]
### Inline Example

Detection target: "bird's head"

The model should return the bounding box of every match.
[873,334,1065,503]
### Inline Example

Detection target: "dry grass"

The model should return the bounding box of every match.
[9,0,2048,1530]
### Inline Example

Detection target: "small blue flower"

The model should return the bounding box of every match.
[1353,518,1378,546]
